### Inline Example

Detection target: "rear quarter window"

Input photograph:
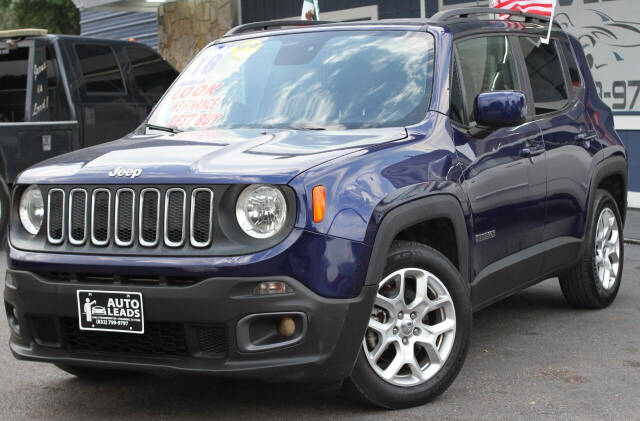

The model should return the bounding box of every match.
[559,39,582,96]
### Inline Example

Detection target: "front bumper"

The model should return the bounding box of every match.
[5,269,376,382]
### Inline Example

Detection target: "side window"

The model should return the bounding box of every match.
[0,47,29,122]
[455,36,519,124]
[125,47,177,100]
[74,44,125,94]
[517,37,568,115]
[450,56,465,124]
[559,39,582,96]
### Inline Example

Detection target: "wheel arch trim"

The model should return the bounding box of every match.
[364,194,469,288]
[583,154,628,254]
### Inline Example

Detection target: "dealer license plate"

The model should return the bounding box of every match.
[76,290,144,334]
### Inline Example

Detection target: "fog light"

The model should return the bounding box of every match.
[5,303,21,336]
[253,281,293,296]
[277,316,296,337]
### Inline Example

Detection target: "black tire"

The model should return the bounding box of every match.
[344,241,472,409]
[55,364,137,380]
[559,190,624,309]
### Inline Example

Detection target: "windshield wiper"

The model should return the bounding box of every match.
[260,124,327,131]
[292,126,326,131]
[145,123,183,134]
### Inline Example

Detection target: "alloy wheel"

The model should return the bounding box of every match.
[363,268,456,387]
[595,207,620,290]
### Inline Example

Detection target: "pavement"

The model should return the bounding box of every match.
[1,247,639,421]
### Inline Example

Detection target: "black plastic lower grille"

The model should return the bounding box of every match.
[62,318,189,357]
[196,326,227,355]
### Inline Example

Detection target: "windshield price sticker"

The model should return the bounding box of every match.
[76,290,144,334]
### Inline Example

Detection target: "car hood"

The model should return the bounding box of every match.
[16,127,408,185]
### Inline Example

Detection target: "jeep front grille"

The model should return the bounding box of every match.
[139,188,160,247]
[68,189,87,245]
[164,188,186,247]
[115,189,134,246]
[47,189,65,244]
[45,186,214,249]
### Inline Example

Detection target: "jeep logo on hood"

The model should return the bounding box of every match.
[108,167,142,178]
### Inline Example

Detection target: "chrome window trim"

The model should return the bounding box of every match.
[47,188,65,245]
[139,188,160,247]
[114,188,135,247]
[90,188,111,246]
[190,188,214,248]
[68,188,88,245]
[164,188,186,248]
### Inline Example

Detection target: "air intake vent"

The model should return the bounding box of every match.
[47,189,65,244]
[164,188,186,247]
[69,189,87,245]
[190,188,214,247]
[196,325,227,356]
[62,318,189,357]
[115,189,135,246]
[139,188,160,247]
[91,189,111,246]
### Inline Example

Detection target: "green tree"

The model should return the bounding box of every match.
[0,0,79,34]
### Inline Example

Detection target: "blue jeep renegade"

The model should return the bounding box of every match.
[4,8,627,409]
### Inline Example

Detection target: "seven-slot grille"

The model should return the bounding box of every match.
[47,187,214,249]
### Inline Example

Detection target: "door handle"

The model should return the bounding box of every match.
[520,147,545,158]
[576,131,597,142]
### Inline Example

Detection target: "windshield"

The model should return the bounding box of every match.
[147,30,434,131]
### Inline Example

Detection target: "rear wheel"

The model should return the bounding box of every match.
[345,241,471,409]
[560,190,624,308]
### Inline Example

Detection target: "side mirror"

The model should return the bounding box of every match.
[474,91,527,127]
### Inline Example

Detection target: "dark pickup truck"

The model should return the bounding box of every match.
[0,29,178,233]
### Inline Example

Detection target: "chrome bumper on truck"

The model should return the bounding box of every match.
[5,267,376,382]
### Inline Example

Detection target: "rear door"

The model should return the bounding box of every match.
[73,42,139,147]
[515,36,600,270]
[452,35,546,298]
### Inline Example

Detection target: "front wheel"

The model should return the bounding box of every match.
[344,241,471,409]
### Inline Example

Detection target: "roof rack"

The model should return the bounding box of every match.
[225,19,334,37]
[431,7,553,25]
[0,28,48,39]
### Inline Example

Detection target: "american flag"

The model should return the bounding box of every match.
[491,0,557,43]
[491,0,556,18]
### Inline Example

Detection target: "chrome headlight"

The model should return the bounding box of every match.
[19,185,44,235]
[236,184,287,239]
